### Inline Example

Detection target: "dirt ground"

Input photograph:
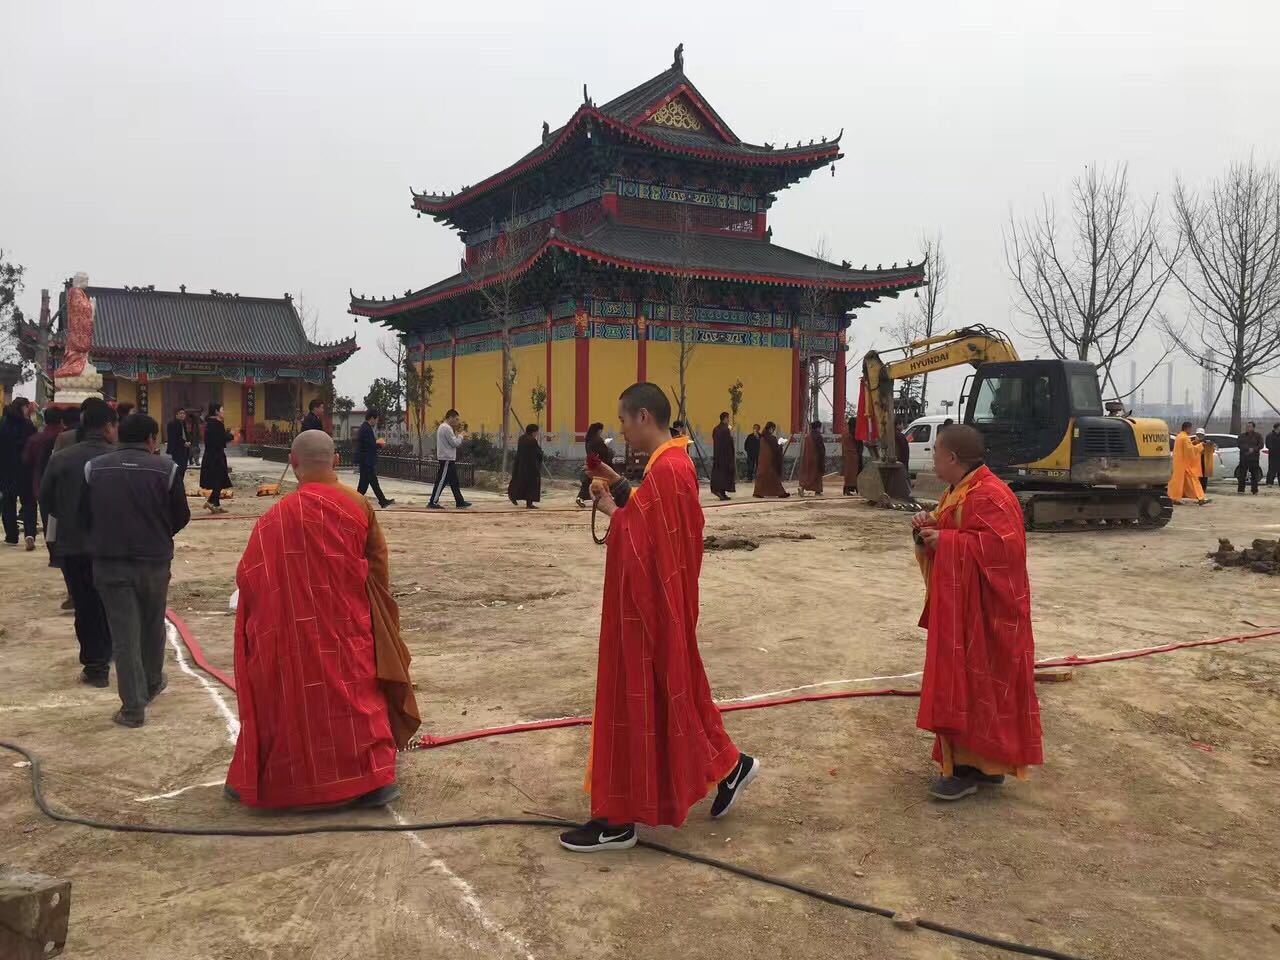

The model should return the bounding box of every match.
[3,458,1279,960]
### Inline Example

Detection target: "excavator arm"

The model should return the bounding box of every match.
[862,326,1020,460]
[857,326,1019,502]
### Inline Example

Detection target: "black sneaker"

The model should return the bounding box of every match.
[80,669,110,689]
[559,820,637,853]
[347,784,401,809]
[147,676,168,702]
[457,501,473,509]
[427,503,444,510]
[380,499,396,508]
[929,775,978,801]
[112,709,145,729]
[710,753,760,819]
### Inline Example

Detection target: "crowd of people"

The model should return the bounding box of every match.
[31,384,1280,851]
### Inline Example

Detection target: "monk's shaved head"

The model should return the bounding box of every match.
[291,429,338,482]
[935,424,985,467]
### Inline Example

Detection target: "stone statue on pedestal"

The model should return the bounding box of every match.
[52,272,104,406]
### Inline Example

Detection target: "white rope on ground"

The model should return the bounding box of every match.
[161,617,533,959]
[165,620,239,744]
[134,780,226,803]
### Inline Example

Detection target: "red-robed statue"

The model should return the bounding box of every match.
[559,382,760,853]
[912,425,1043,801]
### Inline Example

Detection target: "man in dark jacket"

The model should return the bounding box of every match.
[743,424,761,481]
[1238,421,1264,495]
[0,397,38,549]
[85,413,191,727]
[40,398,117,686]
[356,409,393,508]
[166,408,191,480]
[301,398,327,434]
[23,407,63,534]
[1267,424,1280,486]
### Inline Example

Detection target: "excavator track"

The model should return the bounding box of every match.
[1015,490,1173,531]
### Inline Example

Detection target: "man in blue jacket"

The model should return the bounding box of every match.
[356,409,394,508]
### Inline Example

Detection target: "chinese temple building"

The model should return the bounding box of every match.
[21,281,357,441]
[350,48,924,448]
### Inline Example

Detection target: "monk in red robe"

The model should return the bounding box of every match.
[226,431,420,810]
[561,382,758,852]
[912,425,1042,801]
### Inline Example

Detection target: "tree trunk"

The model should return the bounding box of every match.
[1230,376,1244,434]
[499,346,512,480]
[920,372,929,413]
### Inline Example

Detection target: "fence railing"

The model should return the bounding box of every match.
[252,445,475,488]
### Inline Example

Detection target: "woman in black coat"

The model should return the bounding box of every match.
[0,397,37,546]
[507,424,543,508]
[575,422,610,507]
[199,402,232,513]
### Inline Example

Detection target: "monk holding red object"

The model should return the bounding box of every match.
[226,430,420,810]
[912,425,1042,801]
[561,382,758,852]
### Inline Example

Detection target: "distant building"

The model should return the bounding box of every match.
[350,51,923,449]
[20,282,357,441]
[0,362,23,406]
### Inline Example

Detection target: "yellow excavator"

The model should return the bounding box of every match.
[857,326,1175,529]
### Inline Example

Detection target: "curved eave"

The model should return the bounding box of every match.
[411,107,841,216]
[349,237,923,322]
[86,343,360,364]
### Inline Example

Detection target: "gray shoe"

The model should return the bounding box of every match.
[929,775,978,801]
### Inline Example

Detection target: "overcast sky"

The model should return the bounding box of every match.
[4,1,1278,419]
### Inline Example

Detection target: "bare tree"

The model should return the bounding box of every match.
[404,355,434,462]
[376,334,407,435]
[1164,160,1280,432]
[888,234,947,411]
[1006,164,1181,385]
[798,238,834,431]
[463,202,531,480]
[668,207,700,427]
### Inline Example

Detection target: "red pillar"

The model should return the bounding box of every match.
[636,301,647,383]
[833,343,847,434]
[450,338,457,409]
[544,312,553,430]
[790,331,802,434]
[242,377,255,444]
[574,316,590,436]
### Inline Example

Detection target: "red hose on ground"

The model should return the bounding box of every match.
[165,612,1279,751]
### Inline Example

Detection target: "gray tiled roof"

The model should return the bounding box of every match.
[351,221,923,319]
[66,287,356,361]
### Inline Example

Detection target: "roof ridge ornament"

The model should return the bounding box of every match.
[673,43,683,71]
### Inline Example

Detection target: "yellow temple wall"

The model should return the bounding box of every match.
[588,339,636,429]
[549,338,576,435]
[645,341,793,435]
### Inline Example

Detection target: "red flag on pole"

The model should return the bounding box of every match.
[854,378,879,442]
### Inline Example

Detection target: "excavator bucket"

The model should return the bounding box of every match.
[856,461,916,507]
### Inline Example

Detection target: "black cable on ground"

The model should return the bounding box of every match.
[1,740,1086,960]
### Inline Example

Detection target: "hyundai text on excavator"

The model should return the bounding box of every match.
[856,326,1175,529]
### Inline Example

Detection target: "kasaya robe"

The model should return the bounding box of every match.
[587,436,739,827]
[798,429,826,494]
[227,480,420,808]
[752,433,789,498]
[507,433,543,504]
[916,465,1042,776]
[841,433,862,493]
[1167,431,1205,502]
[710,423,736,495]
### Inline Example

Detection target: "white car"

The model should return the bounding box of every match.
[903,415,953,477]
[1171,432,1270,484]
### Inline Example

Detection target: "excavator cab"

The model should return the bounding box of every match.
[965,359,1085,472]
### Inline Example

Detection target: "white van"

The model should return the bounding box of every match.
[903,415,954,477]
